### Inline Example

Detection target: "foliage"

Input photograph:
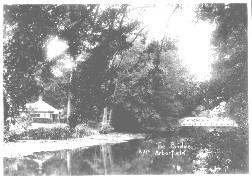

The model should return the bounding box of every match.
[225,93,248,134]
[208,102,227,118]
[74,124,99,137]
[193,4,248,140]
[3,5,57,117]
[4,4,200,133]
[8,113,33,133]
[4,111,33,142]
[187,129,248,173]
[68,113,79,129]
[4,123,101,142]
[4,130,19,142]
[70,5,141,122]
[196,3,247,104]
[4,93,10,130]
[112,39,191,130]
[4,4,247,134]
[3,4,144,131]
[5,127,73,141]
[42,74,70,109]
[195,92,248,136]
[3,4,99,117]
[98,122,114,134]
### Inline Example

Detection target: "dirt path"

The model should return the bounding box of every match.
[3,133,145,158]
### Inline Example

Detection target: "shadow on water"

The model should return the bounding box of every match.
[3,127,249,175]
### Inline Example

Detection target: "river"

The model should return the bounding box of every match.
[3,127,248,175]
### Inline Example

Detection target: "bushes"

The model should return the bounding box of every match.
[23,127,73,140]
[4,112,116,142]
[8,114,33,134]
[226,93,248,133]
[98,122,114,134]
[74,123,99,137]
[5,127,73,141]
[190,129,249,173]
[4,130,19,142]
[4,113,33,142]
[4,124,102,141]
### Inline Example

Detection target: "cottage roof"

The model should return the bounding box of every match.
[25,96,60,114]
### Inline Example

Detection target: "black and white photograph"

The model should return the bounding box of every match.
[2,0,250,176]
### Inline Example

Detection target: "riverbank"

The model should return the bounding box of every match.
[3,132,146,158]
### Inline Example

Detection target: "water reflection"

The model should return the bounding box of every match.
[3,129,248,175]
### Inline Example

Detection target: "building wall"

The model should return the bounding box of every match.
[31,112,59,123]
[20,111,60,123]
[31,112,51,119]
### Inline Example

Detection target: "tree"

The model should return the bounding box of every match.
[3,4,142,128]
[196,3,248,133]
[69,5,141,127]
[3,5,103,122]
[3,5,59,119]
[54,5,98,121]
[196,3,247,103]
[110,38,193,131]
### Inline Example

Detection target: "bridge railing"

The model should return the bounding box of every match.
[178,117,238,127]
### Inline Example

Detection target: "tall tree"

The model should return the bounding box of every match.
[3,5,98,120]
[53,4,98,122]
[3,4,142,128]
[69,5,141,127]
[111,38,192,131]
[3,5,58,118]
[196,3,248,103]
[196,3,248,132]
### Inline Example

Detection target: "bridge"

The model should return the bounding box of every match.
[178,117,238,127]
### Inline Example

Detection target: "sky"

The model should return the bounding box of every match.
[46,36,68,60]
[139,4,216,82]
[46,4,216,81]
[46,36,74,77]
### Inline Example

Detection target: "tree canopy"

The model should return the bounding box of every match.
[196,3,248,133]
[3,4,248,132]
[196,3,247,104]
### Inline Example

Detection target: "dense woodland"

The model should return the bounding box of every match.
[3,4,248,134]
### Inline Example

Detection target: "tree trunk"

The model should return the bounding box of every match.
[67,89,71,123]
[107,79,117,123]
[108,109,113,123]
[102,106,108,124]
[67,58,76,124]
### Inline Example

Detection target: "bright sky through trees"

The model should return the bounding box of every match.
[178,21,216,81]
[140,4,216,82]
[46,36,68,60]
[46,4,216,81]
[46,36,72,77]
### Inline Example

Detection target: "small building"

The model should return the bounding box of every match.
[24,96,61,123]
